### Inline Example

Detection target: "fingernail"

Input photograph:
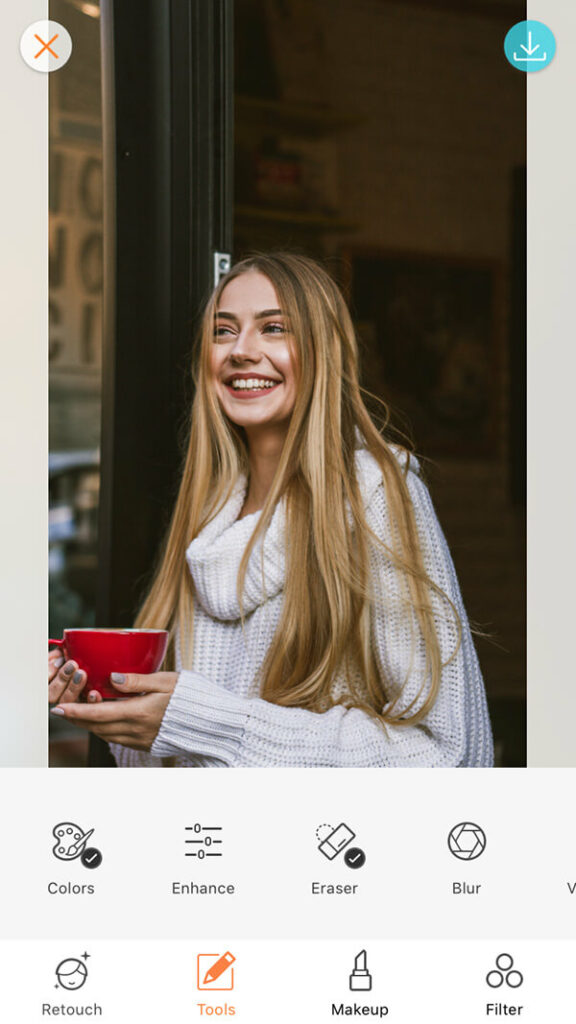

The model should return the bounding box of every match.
[110,673,126,684]
[73,670,84,685]
[63,661,75,676]
[50,707,65,716]
[88,692,98,703]
[53,656,64,669]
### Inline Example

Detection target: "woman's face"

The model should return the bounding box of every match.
[210,271,298,438]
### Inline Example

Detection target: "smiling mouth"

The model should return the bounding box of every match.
[224,377,281,396]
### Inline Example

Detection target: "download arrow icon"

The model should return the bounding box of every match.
[520,32,540,56]
[504,20,556,73]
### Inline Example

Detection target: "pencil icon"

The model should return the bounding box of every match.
[202,951,236,986]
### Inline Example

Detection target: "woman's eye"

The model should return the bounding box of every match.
[263,323,287,334]
[214,325,234,338]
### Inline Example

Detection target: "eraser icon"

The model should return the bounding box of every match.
[318,822,355,859]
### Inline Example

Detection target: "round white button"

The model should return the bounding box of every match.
[20,20,72,73]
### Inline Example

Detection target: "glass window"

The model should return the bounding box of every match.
[49,0,102,766]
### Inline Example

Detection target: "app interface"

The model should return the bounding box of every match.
[1,2,575,1021]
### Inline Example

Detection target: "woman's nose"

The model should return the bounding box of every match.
[229,326,262,362]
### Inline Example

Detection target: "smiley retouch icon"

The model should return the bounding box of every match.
[55,958,88,991]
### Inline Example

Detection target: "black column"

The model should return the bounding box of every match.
[92,0,233,765]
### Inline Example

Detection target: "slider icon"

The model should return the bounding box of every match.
[349,950,372,991]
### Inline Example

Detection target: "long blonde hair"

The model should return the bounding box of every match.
[136,252,460,725]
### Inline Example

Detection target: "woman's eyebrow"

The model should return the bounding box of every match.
[215,308,285,320]
[254,308,284,319]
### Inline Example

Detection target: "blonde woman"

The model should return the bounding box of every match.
[49,253,493,767]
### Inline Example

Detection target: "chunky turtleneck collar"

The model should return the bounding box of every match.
[186,476,286,621]
[185,448,394,622]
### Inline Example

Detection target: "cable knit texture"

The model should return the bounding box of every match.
[111,448,493,768]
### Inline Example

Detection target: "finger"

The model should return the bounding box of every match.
[109,671,176,695]
[49,692,165,751]
[50,699,129,724]
[57,668,88,704]
[49,711,93,732]
[48,661,87,705]
[48,659,77,702]
[86,690,103,704]
[48,649,65,682]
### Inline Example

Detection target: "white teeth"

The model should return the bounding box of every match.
[229,378,278,390]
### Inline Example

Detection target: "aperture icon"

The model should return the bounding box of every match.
[448,822,486,861]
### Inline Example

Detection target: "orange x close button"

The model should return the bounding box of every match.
[20,20,72,73]
[34,33,60,59]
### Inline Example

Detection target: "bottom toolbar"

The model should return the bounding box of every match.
[2,939,575,1023]
[3,768,576,944]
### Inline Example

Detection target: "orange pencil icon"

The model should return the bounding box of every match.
[204,951,235,985]
[198,951,236,989]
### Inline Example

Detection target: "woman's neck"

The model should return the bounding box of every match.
[239,425,287,518]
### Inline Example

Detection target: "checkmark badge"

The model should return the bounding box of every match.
[80,847,103,869]
[344,847,366,869]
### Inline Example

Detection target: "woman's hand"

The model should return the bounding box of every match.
[49,650,88,705]
[49,671,178,751]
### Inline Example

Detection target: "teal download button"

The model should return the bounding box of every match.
[504,20,556,73]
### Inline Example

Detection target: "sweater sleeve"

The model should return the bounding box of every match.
[150,466,493,768]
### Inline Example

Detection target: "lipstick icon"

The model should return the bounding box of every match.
[349,950,372,991]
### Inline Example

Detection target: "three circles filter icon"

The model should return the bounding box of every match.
[447,822,486,861]
[486,953,524,989]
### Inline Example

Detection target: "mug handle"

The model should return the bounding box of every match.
[48,638,65,649]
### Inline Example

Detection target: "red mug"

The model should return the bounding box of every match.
[49,628,169,701]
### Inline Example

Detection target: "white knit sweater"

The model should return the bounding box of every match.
[111,448,493,768]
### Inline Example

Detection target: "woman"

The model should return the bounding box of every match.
[49,253,493,767]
